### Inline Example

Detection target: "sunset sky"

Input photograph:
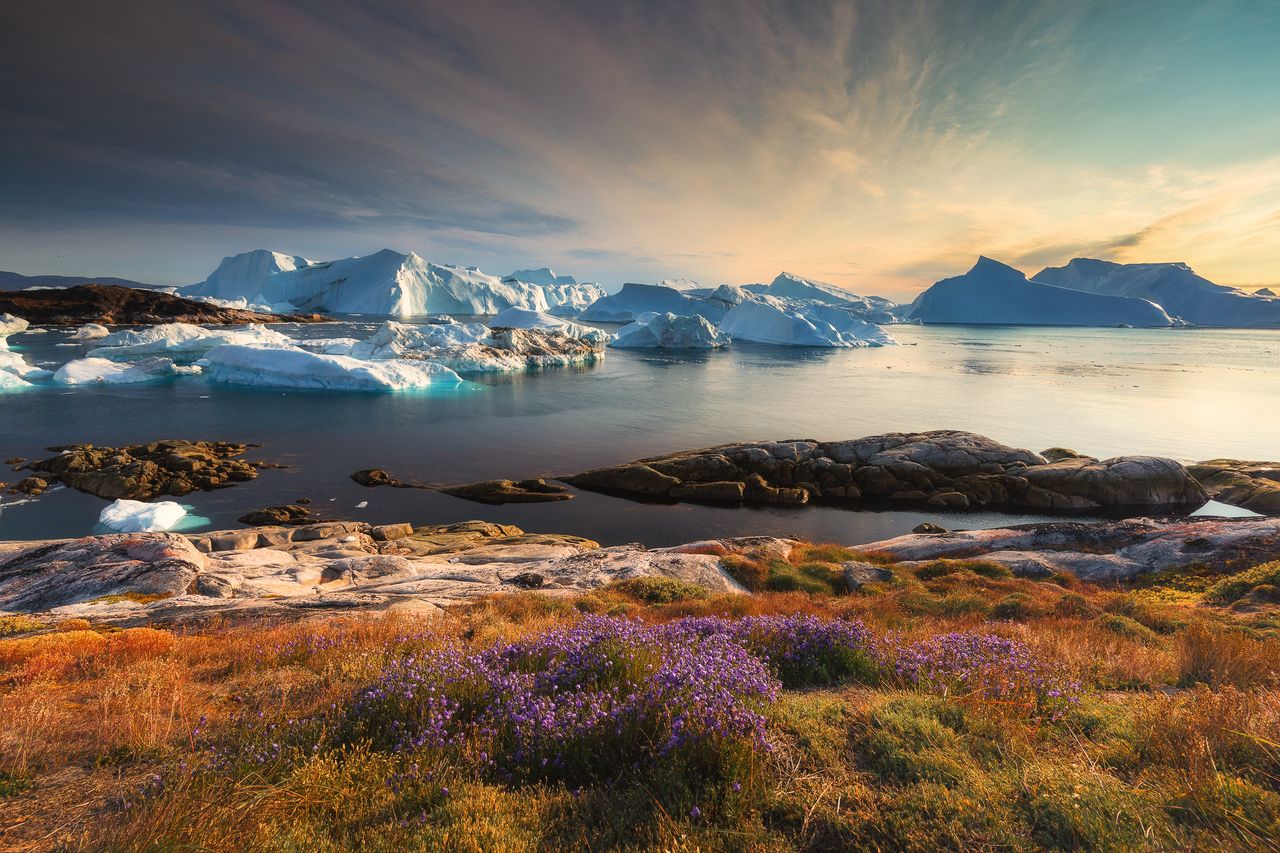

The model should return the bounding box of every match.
[3,0,1278,299]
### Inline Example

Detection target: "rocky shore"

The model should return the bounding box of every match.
[1,513,1277,624]
[0,283,323,325]
[562,430,1211,511]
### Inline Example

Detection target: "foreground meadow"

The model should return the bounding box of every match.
[3,545,1280,851]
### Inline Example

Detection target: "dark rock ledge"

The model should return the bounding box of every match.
[561,430,1210,512]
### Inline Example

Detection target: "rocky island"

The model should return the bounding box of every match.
[0,283,323,325]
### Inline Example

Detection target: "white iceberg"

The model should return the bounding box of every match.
[488,307,609,344]
[503,267,578,286]
[70,323,110,340]
[743,273,901,324]
[98,498,188,532]
[1033,258,1280,328]
[187,249,605,317]
[293,336,361,355]
[201,343,464,391]
[348,320,491,360]
[0,369,30,390]
[907,257,1176,327]
[0,349,52,380]
[0,313,30,344]
[89,322,294,363]
[1188,499,1265,519]
[53,357,200,385]
[718,296,896,347]
[580,282,727,323]
[611,312,730,349]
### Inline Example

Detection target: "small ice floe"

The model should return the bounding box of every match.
[98,498,188,532]
[1189,499,1265,519]
[355,500,369,509]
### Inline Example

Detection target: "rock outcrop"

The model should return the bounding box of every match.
[0,284,322,325]
[1189,460,1280,515]
[860,517,1280,582]
[440,478,573,504]
[0,521,751,622]
[562,431,1207,511]
[28,440,275,500]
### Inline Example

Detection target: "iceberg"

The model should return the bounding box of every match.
[0,313,30,343]
[348,320,492,360]
[743,273,901,323]
[0,349,51,381]
[907,257,1175,327]
[70,323,110,340]
[347,321,605,373]
[503,267,578,286]
[580,282,727,323]
[187,249,605,317]
[488,307,609,344]
[718,296,896,347]
[201,343,464,391]
[611,312,730,349]
[89,322,294,363]
[293,337,361,355]
[1033,258,1280,328]
[0,370,29,390]
[53,356,200,385]
[98,498,188,532]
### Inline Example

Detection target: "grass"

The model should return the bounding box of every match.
[4,547,1280,849]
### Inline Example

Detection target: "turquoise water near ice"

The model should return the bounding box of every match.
[2,322,1277,544]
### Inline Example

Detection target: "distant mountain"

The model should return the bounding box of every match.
[1257,287,1277,297]
[186,249,605,316]
[0,270,165,291]
[1033,258,1280,328]
[907,257,1175,327]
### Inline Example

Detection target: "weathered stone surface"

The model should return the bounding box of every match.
[843,561,894,591]
[440,478,572,505]
[0,534,205,611]
[861,517,1280,582]
[13,476,48,495]
[28,439,273,500]
[238,505,315,526]
[371,523,413,542]
[1041,447,1087,462]
[350,468,433,489]
[562,431,1206,513]
[0,283,323,325]
[1190,459,1280,515]
[912,522,949,534]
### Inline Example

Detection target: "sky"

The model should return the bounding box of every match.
[2,0,1278,299]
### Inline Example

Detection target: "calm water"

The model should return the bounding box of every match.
[2,323,1277,544]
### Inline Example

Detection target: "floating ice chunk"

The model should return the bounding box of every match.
[294,337,361,355]
[1188,499,1265,519]
[201,343,463,391]
[488,308,609,343]
[70,323,110,340]
[53,356,201,385]
[0,313,29,344]
[718,297,896,347]
[98,499,188,532]
[0,369,31,390]
[611,312,730,349]
[0,349,52,380]
[348,320,491,360]
[89,322,294,363]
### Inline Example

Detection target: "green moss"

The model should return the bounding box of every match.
[0,771,30,798]
[901,590,990,617]
[990,593,1037,621]
[914,559,1013,581]
[1054,592,1099,618]
[1018,763,1172,851]
[1207,561,1280,604]
[605,576,709,604]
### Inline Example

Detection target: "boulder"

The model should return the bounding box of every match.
[843,561,895,591]
[0,533,205,611]
[237,505,315,526]
[13,476,48,495]
[440,478,572,505]
[1189,459,1280,515]
[350,468,433,489]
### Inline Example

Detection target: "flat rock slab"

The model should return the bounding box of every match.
[859,517,1280,582]
[1190,460,1280,515]
[562,430,1207,512]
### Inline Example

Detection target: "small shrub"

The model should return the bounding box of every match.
[1094,613,1161,645]
[606,576,709,604]
[990,593,1036,622]
[1104,593,1184,634]
[914,560,1012,581]
[1053,593,1098,618]
[721,554,769,592]
[1177,623,1278,688]
[1207,560,1280,604]
[0,616,45,637]
[901,591,990,618]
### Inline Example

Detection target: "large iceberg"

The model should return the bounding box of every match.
[348,320,606,373]
[503,267,577,286]
[0,313,29,343]
[611,312,730,349]
[187,249,605,317]
[98,498,188,532]
[743,273,901,324]
[1033,258,1280,328]
[53,357,200,385]
[579,282,727,323]
[200,344,464,391]
[88,323,294,363]
[906,257,1175,327]
[718,296,896,347]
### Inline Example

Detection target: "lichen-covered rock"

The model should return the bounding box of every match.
[1189,459,1280,515]
[238,505,315,526]
[29,439,272,500]
[562,430,1205,512]
[0,533,205,611]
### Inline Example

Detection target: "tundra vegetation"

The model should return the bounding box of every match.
[3,552,1280,851]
